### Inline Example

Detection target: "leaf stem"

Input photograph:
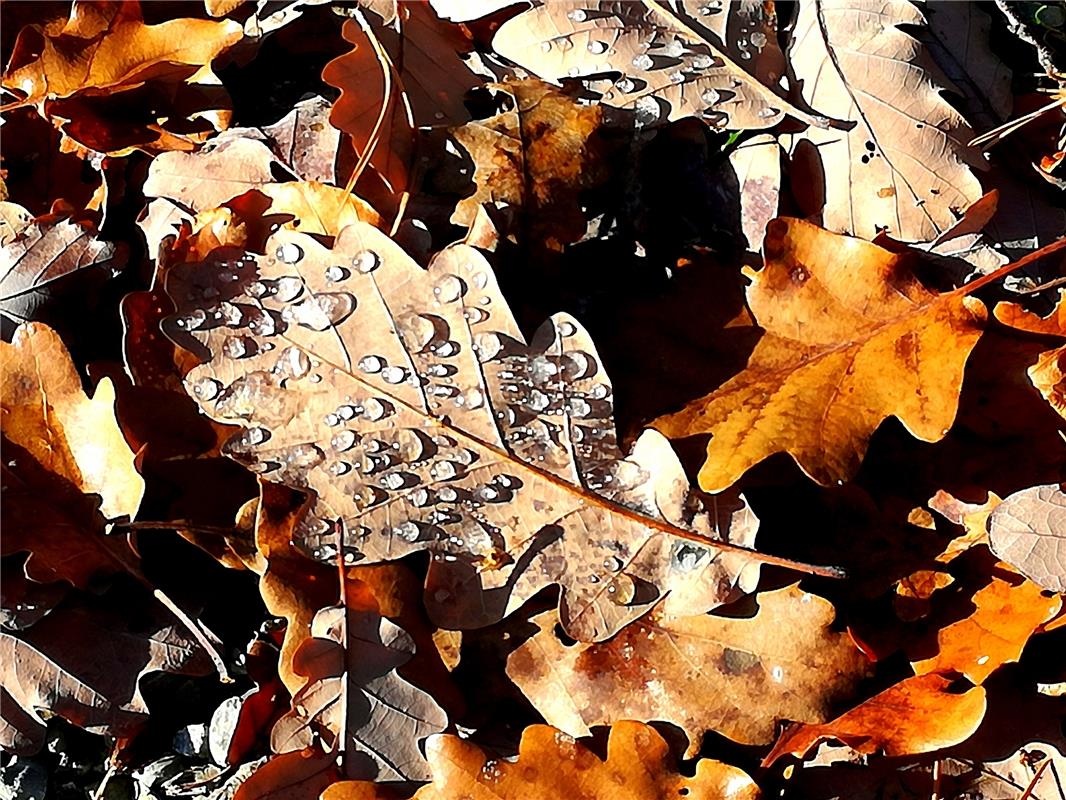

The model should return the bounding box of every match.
[954,236,1066,297]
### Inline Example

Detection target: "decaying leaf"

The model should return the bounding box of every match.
[994,297,1065,418]
[786,0,986,241]
[2,2,242,106]
[910,565,1061,682]
[162,222,787,641]
[1027,346,1066,419]
[763,673,987,766]
[507,585,870,755]
[0,599,211,755]
[493,1,824,130]
[324,721,760,800]
[654,218,986,490]
[1,323,145,587]
[727,133,782,252]
[0,213,123,338]
[450,79,614,250]
[988,485,1066,593]
[262,96,345,186]
[270,601,448,781]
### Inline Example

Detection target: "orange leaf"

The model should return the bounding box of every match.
[2,1,242,106]
[324,721,760,800]
[655,218,987,490]
[910,567,1061,683]
[762,673,987,766]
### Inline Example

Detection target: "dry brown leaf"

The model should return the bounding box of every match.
[0,213,124,338]
[1,323,145,588]
[762,673,987,766]
[988,485,1066,594]
[928,489,1001,561]
[0,202,33,246]
[910,565,1062,683]
[269,598,448,781]
[450,79,613,250]
[0,599,211,755]
[262,96,344,185]
[654,218,986,491]
[143,137,279,214]
[162,222,791,642]
[994,297,1065,418]
[787,0,986,242]
[507,585,871,755]
[727,133,782,251]
[1028,346,1066,419]
[324,721,760,800]
[1,2,242,106]
[257,183,384,236]
[493,1,825,130]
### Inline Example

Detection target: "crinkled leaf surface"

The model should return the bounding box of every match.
[0,214,122,338]
[270,603,448,781]
[1,323,144,587]
[163,222,767,641]
[988,485,1066,594]
[493,0,821,130]
[323,721,760,800]
[1,0,242,105]
[786,0,986,241]
[654,218,987,490]
[507,586,871,755]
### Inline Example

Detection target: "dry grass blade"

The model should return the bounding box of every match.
[163,223,834,642]
[493,0,831,130]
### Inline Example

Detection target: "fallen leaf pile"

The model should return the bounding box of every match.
[2,2,1064,799]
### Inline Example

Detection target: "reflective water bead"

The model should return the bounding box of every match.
[589,383,610,400]
[462,388,484,409]
[606,573,636,605]
[434,274,465,303]
[557,320,577,337]
[435,341,459,358]
[692,54,715,70]
[529,356,558,384]
[331,430,357,452]
[285,293,355,331]
[337,404,357,420]
[177,309,207,330]
[757,107,781,119]
[192,377,221,401]
[325,265,348,282]
[365,439,386,453]
[431,460,458,481]
[540,40,551,52]
[673,543,706,572]
[603,555,623,572]
[634,96,660,124]
[475,486,499,502]
[381,473,406,490]
[392,522,420,542]
[381,366,407,384]
[567,8,586,21]
[410,488,432,507]
[219,302,243,326]
[277,346,312,379]
[438,487,458,502]
[631,54,654,71]
[362,398,388,421]
[249,310,277,336]
[328,461,351,477]
[472,272,489,289]
[616,77,636,94]
[463,307,488,324]
[527,389,551,412]
[353,250,380,273]
[246,426,269,445]
[358,355,384,374]
[247,281,268,298]
[273,276,304,303]
[567,397,592,417]
[324,413,340,427]
[223,336,255,359]
[701,87,721,105]
[587,40,607,55]
[275,243,303,264]
[750,31,767,48]
[474,333,503,361]
[669,70,685,84]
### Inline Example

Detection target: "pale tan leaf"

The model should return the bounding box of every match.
[0,202,33,246]
[988,484,1066,594]
[162,223,794,641]
[1029,346,1066,420]
[507,586,871,755]
[787,0,987,241]
[262,96,344,185]
[270,604,448,781]
[143,137,279,213]
[727,133,781,251]
[493,1,826,130]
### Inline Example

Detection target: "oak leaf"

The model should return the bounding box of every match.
[506,585,871,755]
[323,721,760,800]
[492,1,824,130]
[163,222,784,641]
[988,485,1066,594]
[1,323,144,588]
[0,598,211,755]
[2,1,242,106]
[654,218,987,490]
[994,298,1065,419]
[450,79,614,251]
[763,673,987,766]
[786,0,986,241]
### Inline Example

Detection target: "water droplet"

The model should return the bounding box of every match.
[435,341,460,358]
[337,405,357,420]
[567,397,592,418]
[273,276,304,302]
[358,355,384,374]
[462,388,484,409]
[603,555,623,572]
[692,54,715,70]
[362,398,388,421]
[276,346,311,380]
[475,485,500,502]
[669,70,685,84]
[223,336,255,359]
[219,302,243,326]
[176,309,207,330]
[606,573,636,605]
[381,366,407,384]
[589,383,610,400]
[248,281,268,298]
[616,77,636,93]
[246,426,269,445]
[353,250,380,273]
[757,106,781,119]
[750,31,767,48]
[471,272,489,289]
[701,87,721,105]
[434,274,465,303]
[248,310,277,336]
[557,320,576,337]
[393,522,420,542]
[328,461,351,476]
[771,665,784,682]
[567,8,586,21]
[529,356,558,384]
[275,243,303,264]
[431,460,458,481]
[540,41,551,52]
[673,543,706,572]
[192,377,221,401]
[527,389,551,412]
[325,265,348,282]
[587,574,601,584]
[438,487,458,502]
[588,40,607,55]
[382,472,406,490]
[631,54,654,71]
[284,293,355,331]
[474,333,503,361]
[331,430,357,452]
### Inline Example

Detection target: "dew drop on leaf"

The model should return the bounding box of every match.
[275,243,303,264]
[352,249,380,273]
